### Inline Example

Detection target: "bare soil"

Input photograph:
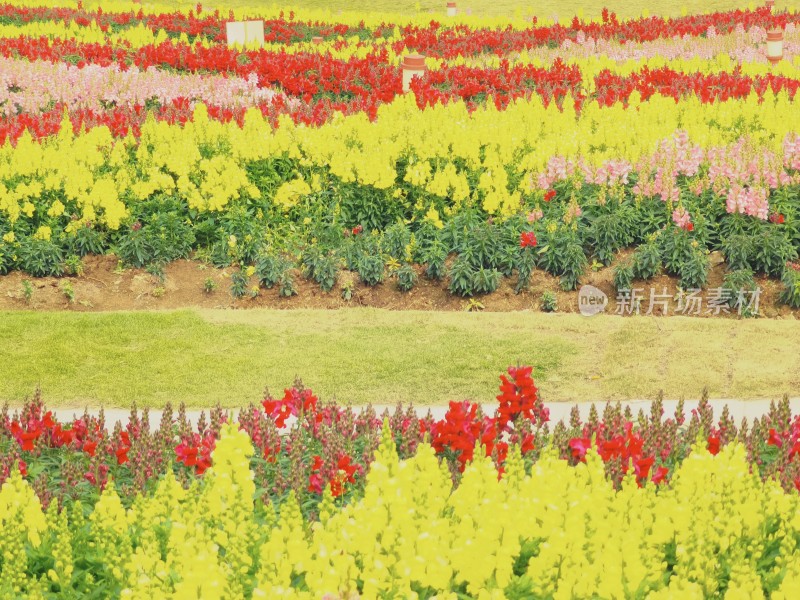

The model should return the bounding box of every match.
[0,252,796,319]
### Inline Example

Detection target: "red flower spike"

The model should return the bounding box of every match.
[568,437,591,462]
[520,231,538,248]
[83,440,98,457]
[707,435,720,456]
[768,428,783,448]
[652,466,669,485]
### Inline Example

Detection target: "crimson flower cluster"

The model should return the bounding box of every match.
[175,432,216,474]
[3,371,800,514]
[568,422,668,486]
[519,232,538,248]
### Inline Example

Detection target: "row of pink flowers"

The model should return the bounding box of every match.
[535,131,800,220]
[0,57,287,116]
[534,24,800,65]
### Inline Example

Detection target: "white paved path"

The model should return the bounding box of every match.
[43,398,800,430]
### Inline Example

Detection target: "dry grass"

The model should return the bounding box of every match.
[1,309,797,408]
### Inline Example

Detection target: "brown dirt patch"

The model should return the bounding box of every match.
[0,253,796,319]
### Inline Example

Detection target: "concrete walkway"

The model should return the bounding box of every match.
[44,398,800,430]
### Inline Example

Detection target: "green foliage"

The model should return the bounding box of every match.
[64,255,84,277]
[780,266,800,308]
[722,269,759,315]
[255,252,290,288]
[230,270,250,298]
[279,271,298,297]
[381,222,412,260]
[721,234,754,272]
[632,241,662,280]
[514,247,537,294]
[21,279,33,303]
[613,261,634,292]
[472,266,502,294]
[587,210,634,265]
[751,228,798,277]
[558,241,588,291]
[302,248,338,292]
[203,277,217,293]
[357,254,385,286]
[60,281,76,303]
[540,291,558,312]
[394,263,418,292]
[678,248,710,290]
[68,223,106,256]
[538,230,587,291]
[341,280,354,301]
[448,255,476,297]
[659,229,693,275]
[17,237,64,277]
[117,212,195,267]
[421,240,448,280]
[0,243,11,275]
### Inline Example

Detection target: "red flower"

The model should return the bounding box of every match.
[707,435,720,456]
[83,440,98,457]
[175,433,215,474]
[521,433,535,454]
[633,456,655,480]
[311,455,324,471]
[262,397,294,428]
[19,430,40,452]
[770,213,785,224]
[352,225,363,235]
[652,466,669,485]
[767,428,783,448]
[495,365,546,429]
[520,231,538,248]
[18,459,27,477]
[569,437,592,462]
[544,189,556,202]
[116,446,130,465]
[685,222,694,232]
[308,453,360,497]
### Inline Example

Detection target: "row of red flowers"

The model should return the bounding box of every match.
[2,367,799,516]
[1,3,795,58]
[0,3,354,43]
[4,61,800,143]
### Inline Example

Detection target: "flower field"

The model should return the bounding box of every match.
[2,366,800,597]
[0,1,797,308]
[4,2,800,597]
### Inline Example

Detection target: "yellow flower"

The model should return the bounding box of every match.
[47,200,65,218]
[2,231,15,243]
[424,205,444,229]
[33,226,52,241]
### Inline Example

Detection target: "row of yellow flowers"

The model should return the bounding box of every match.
[4,0,800,32]
[3,422,800,598]
[0,90,795,235]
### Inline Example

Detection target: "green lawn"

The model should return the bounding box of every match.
[1,309,798,408]
[223,1,778,19]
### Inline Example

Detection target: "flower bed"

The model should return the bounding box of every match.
[0,2,799,307]
[4,366,800,511]
[3,367,800,597]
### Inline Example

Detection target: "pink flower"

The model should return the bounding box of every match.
[672,206,693,231]
[527,208,544,223]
